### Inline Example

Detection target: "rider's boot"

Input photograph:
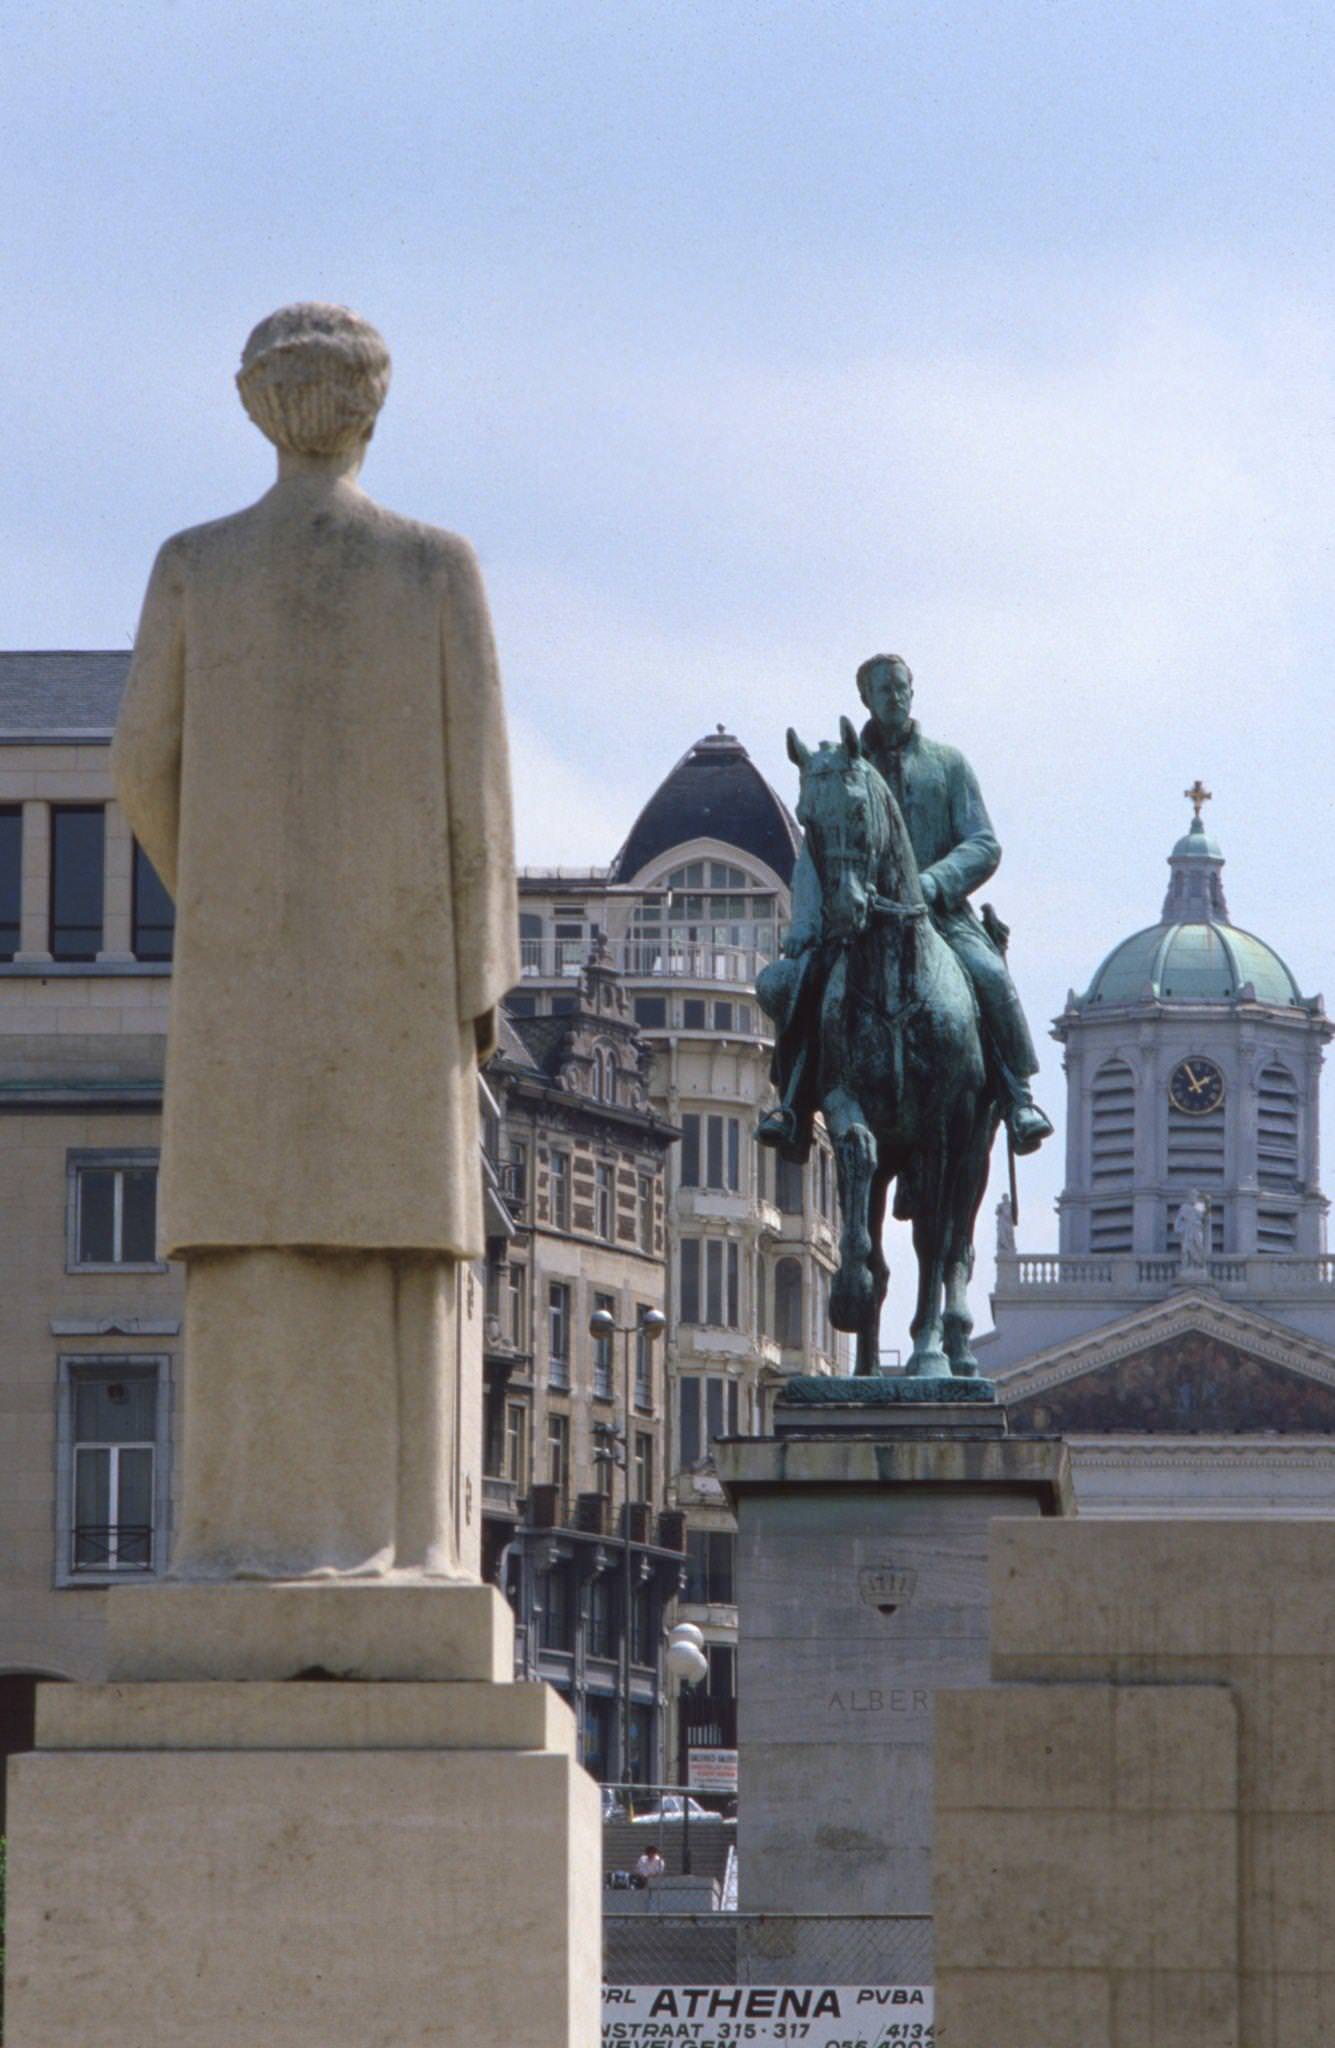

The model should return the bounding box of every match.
[756,1105,798,1149]
[1006,1082,1053,1156]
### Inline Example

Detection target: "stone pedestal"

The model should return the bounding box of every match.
[715,1383,1072,1922]
[5,1585,599,2048]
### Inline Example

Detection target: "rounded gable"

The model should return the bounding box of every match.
[610,729,800,885]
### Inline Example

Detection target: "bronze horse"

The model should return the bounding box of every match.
[758,719,998,1376]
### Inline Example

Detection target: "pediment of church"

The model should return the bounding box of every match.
[999,1293,1335,1437]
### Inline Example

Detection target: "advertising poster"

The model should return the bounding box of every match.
[603,1985,933,2047]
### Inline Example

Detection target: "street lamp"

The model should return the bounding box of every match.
[590,1304,667,1787]
[666,1620,708,1876]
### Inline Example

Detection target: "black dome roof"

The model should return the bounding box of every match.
[610,730,800,884]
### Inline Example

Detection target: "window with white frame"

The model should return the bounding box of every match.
[678,1373,740,1468]
[592,1290,616,1398]
[679,1238,740,1328]
[634,1304,655,1410]
[550,1151,571,1232]
[595,1161,614,1240]
[548,1281,572,1388]
[68,1151,161,1270]
[58,1357,168,1578]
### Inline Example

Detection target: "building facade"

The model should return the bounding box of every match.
[978,791,1335,1511]
[481,961,683,1783]
[511,728,848,1776]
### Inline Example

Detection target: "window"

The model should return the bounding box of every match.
[550,1152,570,1231]
[1257,1063,1300,1191]
[550,993,578,1016]
[816,1147,833,1220]
[683,998,706,1030]
[685,1529,736,1605]
[707,1643,737,1699]
[812,1266,832,1353]
[775,1258,803,1347]
[679,1375,740,1467]
[633,1431,654,1505]
[681,1114,742,1193]
[679,1240,739,1326]
[131,842,174,961]
[1090,1203,1134,1254]
[582,1694,614,1777]
[519,910,544,975]
[634,1306,654,1410]
[628,1703,655,1786]
[506,1260,526,1347]
[503,1402,529,1490]
[59,1358,166,1577]
[69,1153,160,1270]
[50,805,105,960]
[633,996,666,1029]
[756,1251,767,1337]
[548,1282,571,1388]
[776,1155,804,1215]
[546,1411,570,1492]
[638,1173,654,1253]
[591,1047,616,1103]
[539,1564,574,1651]
[680,1239,701,1325]
[587,1575,615,1658]
[713,1001,733,1032]
[0,806,20,960]
[505,991,537,1018]
[595,1162,613,1240]
[630,1586,654,1667]
[593,1291,615,1398]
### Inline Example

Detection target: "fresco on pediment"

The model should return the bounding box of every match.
[1006,1329,1335,1436]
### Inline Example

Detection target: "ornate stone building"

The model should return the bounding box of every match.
[480,960,683,1783]
[513,729,848,1775]
[978,789,1335,1512]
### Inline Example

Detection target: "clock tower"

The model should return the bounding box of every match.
[1053,784,1329,1263]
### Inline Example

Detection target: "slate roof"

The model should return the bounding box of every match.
[0,652,130,739]
[609,729,801,885]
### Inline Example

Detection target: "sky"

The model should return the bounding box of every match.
[4,0,1335,1339]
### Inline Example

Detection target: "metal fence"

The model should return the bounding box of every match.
[603,1913,933,1987]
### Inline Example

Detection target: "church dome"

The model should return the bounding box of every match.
[609,728,800,884]
[1082,791,1305,1009]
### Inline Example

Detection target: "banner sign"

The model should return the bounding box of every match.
[603,1985,933,2046]
[686,1747,739,1793]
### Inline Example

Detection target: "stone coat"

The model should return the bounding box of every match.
[113,475,519,1259]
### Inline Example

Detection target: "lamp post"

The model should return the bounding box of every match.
[590,1304,667,1788]
[666,1620,708,1875]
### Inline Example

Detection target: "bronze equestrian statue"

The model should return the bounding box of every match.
[757,654,1051,1378]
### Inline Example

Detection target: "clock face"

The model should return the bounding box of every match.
[1169,1056,1225,1116]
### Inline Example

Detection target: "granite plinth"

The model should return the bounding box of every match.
[714,1434,1072,1922]
[774,1373,1006,1437]
[782,1373,998,1402]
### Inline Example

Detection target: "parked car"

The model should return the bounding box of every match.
[629,1794,721,1822]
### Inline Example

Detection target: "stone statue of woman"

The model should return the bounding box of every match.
[113,303,519,1580]
[1173,1188,1210,1273]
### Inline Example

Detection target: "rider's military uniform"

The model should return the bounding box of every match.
[762,717,1047,1159]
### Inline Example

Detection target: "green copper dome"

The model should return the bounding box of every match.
[1082,794,1305,1009]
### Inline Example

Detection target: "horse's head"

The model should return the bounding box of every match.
[789,717,891,944]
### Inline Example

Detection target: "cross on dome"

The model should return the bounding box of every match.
[1184,779,1212,820]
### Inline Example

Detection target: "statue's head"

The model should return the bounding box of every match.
[856,653,913,735]
[236,303,391,457]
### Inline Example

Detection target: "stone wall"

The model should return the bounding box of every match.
[935,1519,1335,2046]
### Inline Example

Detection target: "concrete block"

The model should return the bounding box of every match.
[934,1968,1112,2046]
[106,1579,514,1682]
[991,1520,1335,1673]
[5,1744,598,2048]
[37,1679,573,1754]
[1108,1970,1240,2047]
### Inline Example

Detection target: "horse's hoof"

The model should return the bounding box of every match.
[906,1345,951,1378]
[830,1271,874,1331]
